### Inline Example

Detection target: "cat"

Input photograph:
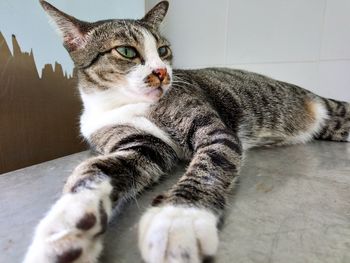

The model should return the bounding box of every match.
[24,1,350,263]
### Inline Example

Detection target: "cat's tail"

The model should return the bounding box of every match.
[315,97,350,142]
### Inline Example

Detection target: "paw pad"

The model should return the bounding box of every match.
[56,248,82,263]
[151,194,165,206]
[76,213,96,231]
[23,192,111,263]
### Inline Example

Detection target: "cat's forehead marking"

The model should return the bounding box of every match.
[141,29,165,69]
[97,21,159,49]
[119,21,144,43]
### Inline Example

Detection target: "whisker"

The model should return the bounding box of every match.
[172,79,196,88]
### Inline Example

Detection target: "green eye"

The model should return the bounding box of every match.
[158,46,169,57]
[116,46,138,59]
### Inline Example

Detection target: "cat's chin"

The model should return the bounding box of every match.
[144,87,164,101]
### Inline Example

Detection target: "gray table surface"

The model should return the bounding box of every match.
[1,141,350,263]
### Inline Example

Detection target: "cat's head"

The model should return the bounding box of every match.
[40,0,172,105]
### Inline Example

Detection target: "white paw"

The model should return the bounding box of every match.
[138,205,219,263]
[23,181,112,263]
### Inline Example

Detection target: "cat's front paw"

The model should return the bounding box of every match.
[23,187,112,263]
[138,205,219,263]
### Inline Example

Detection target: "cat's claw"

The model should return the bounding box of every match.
[139,205,219,263]
[23,189,112,263]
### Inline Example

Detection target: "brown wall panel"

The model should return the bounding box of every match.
[0,32,86,174]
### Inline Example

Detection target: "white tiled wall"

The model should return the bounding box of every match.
[321,0,350,60]
[146,0,350,101]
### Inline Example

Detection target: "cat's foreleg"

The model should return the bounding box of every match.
[24,129,178,263]
[23,167,112,263]
[139,126,242,263]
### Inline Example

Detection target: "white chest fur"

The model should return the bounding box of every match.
[80,93,182,158]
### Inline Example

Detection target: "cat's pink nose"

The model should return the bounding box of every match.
[152,68,167,82]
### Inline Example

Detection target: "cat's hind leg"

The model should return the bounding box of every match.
[286,98,329,144]
[243,97,329,147]
[316,98,350,142]
[264,97,350,145]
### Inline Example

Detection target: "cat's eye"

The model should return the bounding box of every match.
[116,46,138,59]
[158,46,170,57]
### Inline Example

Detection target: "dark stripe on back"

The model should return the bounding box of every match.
[198,81,244,133]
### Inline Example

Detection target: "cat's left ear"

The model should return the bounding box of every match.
[141,1,169,29]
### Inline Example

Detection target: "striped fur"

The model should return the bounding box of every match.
[25,1,350,263]
[316,98,350,141]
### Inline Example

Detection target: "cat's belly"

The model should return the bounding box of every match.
[80,103,183,158]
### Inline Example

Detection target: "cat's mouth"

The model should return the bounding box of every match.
[143,72,171,100]
[146,86,163,99]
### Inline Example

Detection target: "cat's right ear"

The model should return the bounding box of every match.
[40,0,91,52]
[141,1,169,29]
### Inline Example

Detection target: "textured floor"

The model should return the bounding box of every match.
[1,141,349,263]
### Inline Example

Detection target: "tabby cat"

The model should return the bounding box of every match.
[24,1,350,263]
